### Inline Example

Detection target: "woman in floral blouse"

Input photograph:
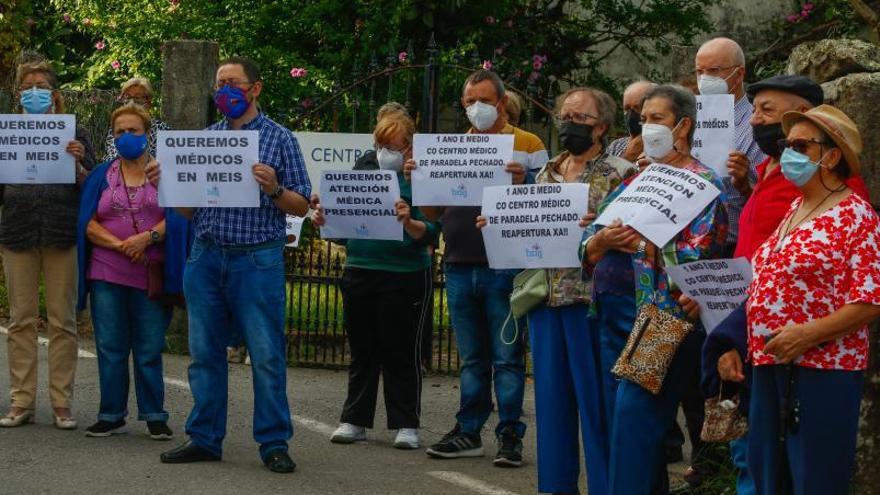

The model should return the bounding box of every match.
[478,87,634,495]
[746,105,880,494]
[581,84,728,494]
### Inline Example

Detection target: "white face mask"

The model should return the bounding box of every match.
[466,101,499,131]
[376,147,404,172]
[642,122,679,161]
[697,71,736,96]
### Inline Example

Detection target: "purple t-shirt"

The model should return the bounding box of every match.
[88,161,164,290]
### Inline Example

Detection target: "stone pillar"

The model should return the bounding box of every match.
[161,40,218,130]
[787,38,880,495]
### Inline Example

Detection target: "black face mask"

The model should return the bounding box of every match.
[559,122,594,155]
[626,109,642,137]
[752,123,786,159]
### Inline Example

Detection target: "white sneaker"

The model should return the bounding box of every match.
[394,428,420,449]
[330,423,366,444]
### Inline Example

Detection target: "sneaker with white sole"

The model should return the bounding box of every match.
[84,419,126,437]
[393,428,420,449]
[426,424,484,459]
[330,423,367,444]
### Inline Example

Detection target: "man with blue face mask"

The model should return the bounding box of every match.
[694,38,767,256]
[148,56,311,474]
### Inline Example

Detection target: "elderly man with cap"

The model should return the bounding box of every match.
[701,75,869,495]
[608,80,657,162]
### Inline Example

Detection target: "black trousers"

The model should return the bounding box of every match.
[339,267,431,429]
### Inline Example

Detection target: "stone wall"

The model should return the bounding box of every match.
[787,38,880,495]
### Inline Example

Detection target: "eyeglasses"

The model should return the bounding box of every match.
[18,84,53,92]
[554,112,598,126]
[693,65,738,78]
[120,95,149,105]
[213,80,252,90]
[376,143,411,154]
[778,138,826,154]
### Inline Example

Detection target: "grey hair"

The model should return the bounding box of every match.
[376,101,410,121]
[462,69,505,100]
[121,77,154,97]
[641,84,698,145]
[555,87,617,145]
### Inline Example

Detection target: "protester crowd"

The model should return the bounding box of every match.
[2,35,878,495]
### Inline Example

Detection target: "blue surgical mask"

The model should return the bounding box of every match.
[114,132,149,160]
[779,147,826,187]
[20,87,54,114]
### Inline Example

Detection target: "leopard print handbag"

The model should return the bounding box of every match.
[700,388,748,442]
[611,302,694,395]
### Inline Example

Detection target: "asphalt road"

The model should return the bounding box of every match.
[0,330,544,495]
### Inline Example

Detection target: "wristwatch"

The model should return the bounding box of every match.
[268,184,285,200]
[636,239,647,253]
[149,230,161,244]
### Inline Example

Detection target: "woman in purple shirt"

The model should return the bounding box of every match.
[82,103,173,440]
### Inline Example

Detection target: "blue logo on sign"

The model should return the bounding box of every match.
[451,183,468,198]
[355,223,370,237]
[525,243,543,259]
[25,164,38,180]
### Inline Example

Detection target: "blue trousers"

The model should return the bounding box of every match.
[748,365,863,495]
[90,280,171,422]
[595,292,637,427]
[529,303,608,495]
[609,330,705,495]
[731,432,756,494]
[183,239,293,460]
[445,264,525,437]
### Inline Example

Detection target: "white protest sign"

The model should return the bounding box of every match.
[319,170,402,241]
[293,132,375,189]
[411,133,513,206]
[0,114,75,184]
[692,94,735,178]
[595,164,720,248]
[157,130,259,207]
[665,257,753,332]
[285,215,306,247]
[481,183,589,269]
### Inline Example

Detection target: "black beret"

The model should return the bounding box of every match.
[746,75,824,107]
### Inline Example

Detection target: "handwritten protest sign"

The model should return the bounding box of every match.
[293,132,374,189]
[595,164,720,248]
[157,130,259,207]
[286,215,306,247]
[692,94,735,178]
[665,257,753,332]
[481,183,589,269]
[319,170,402,241]
[411,133,513,206]
[0,114,75,183]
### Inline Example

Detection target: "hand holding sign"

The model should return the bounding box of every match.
[318,170,402,241]
[726,151,751,195]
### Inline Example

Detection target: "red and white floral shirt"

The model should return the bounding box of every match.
[747,193,880,370]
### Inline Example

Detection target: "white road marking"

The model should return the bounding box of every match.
[0,326,97,359]
[426,471,522,495]
[163,377,190,390]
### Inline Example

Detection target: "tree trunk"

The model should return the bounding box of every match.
[854,322,880,494]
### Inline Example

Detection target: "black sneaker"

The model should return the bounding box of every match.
[493,426,523,467]
[84,419,126,437]
[263,450,296,473]
[147,421,174,441]
[425,424,484,459]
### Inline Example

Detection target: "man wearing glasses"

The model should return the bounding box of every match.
[103,77,170,160]
[150,56,311,474]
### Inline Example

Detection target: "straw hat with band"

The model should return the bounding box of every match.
[781,104,863,175]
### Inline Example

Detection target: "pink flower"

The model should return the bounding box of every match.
[482,60,493,70]
[485,16,496,25]
[398,51,407,63]
[301,98,314,109]
[513,70,522,79]
[62,13,71,23]
[533,60,543,70]
[83,18,93,26]
[95,41,106,50]
[290,67,307,78]
[170,0,180,5]
[111,60,121,70]
[506,19,513,28]
[786,13,800,23]
[803,3,814,10]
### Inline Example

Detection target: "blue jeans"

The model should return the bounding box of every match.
[183,239,293,460]
[748,365,862,495]
[445,264,525,437]
[609,330,705,495]
[529,303,608,495]
[91,280,171,422]
[595,292,637,427]
[731,436,756,495]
